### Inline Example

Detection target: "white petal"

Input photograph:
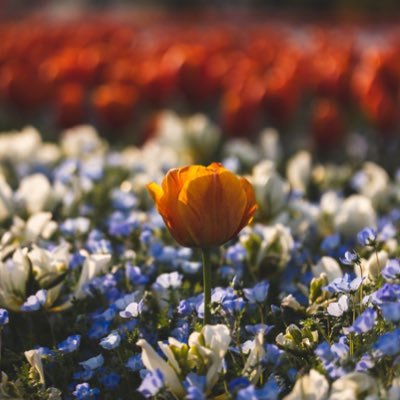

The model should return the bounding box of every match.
[137,339,184,396]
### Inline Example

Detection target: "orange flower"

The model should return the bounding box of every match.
[147,163,257,248]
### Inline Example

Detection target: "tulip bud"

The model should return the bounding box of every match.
[147,163,257,248]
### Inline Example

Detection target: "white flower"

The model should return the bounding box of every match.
[0,213,57,259]
[242,331,265,383]
[61,125,106,158]
[327,294,349,317]
[24,212,58,242]
[137,338,184,396]
[223,139,260,167]
[281,294,304,312]
[319,191,342,216]
[188,324,231,391]
[156,111,221,164]
[0,177,13,221]
[34,143,61,166]
[287,151,312,194]
[16,174,56,214]
[0,126,41,163]
[28,244,70,289]
[158,337,186,375]
[74,253,111,299]
[388,377,400,400]
[334,195,376,238]
[277,199,319,237]
[355,251,388,281]
[329,372,378,400]
[253,223,294,270]
[284,369,329,400]
[25,349,45,385]
[353,162,389,207]
[137,325,230,397]
[250,160,289,218]
[0,248,30,311]
[259,128,282,163]
[312,257,343,282]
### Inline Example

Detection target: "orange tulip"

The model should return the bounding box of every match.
[147,163,257,248]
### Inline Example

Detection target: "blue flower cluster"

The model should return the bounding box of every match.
[0,126,400,399]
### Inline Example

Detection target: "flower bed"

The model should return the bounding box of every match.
[0,121,400,399]
[1,12,400,145]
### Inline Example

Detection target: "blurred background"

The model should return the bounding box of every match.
[0,0,400,163]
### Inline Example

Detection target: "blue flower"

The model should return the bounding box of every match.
[92,307,116,322]
[236,376,280,400]
[100,331,121,350]
[138,369,164,398]
[315,342,334,365]
[222,297,246,314]
[80,354,104,370]
[243,281,269,304]
[381,303,400,322]
[57,335,81,353]
[315,339,349,379]
[344,308,376,334]
[256,376,280,400]
[382,259,400,281]
[111,189,137,211]
[324,274,363,294]
[0,309,9,326]
[21,289,47,312]
[125,354,143,372]
[320,233,340,254]
[154,246,177,263]
[87,320,111,340]
[153,272,183,290]
[73,369,94,381]
[184,373,206,400]
[226,243,247,264]
[72,383,100,400]
[177,299,195,316]
[369,284,400,305]
[378,222,396,241]
[245,324,274,336]
[264,344,283,365]
[108,212,139,237]
[54,159,78,184]
[228,377,251,394]
[69,251,87,270]
[119,301,142,319]
[126,264,150,285]
[171,321,190,342]
[357,227,377,247]
[181,261,202,274]
[356,354,375,372]
[99,371,120,389]
[339,251,359,266]
[373,328,400,358]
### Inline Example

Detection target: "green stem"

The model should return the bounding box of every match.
[202,248,213,326]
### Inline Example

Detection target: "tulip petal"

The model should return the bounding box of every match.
[148,164,257,247]
[147,183,164,204]
[177,166,247,246]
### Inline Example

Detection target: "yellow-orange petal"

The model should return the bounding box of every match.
[235,177,258,233]
[177,167,247,246]
[147,182,164,203]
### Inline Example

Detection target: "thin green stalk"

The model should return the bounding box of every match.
[202,248,213,326]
